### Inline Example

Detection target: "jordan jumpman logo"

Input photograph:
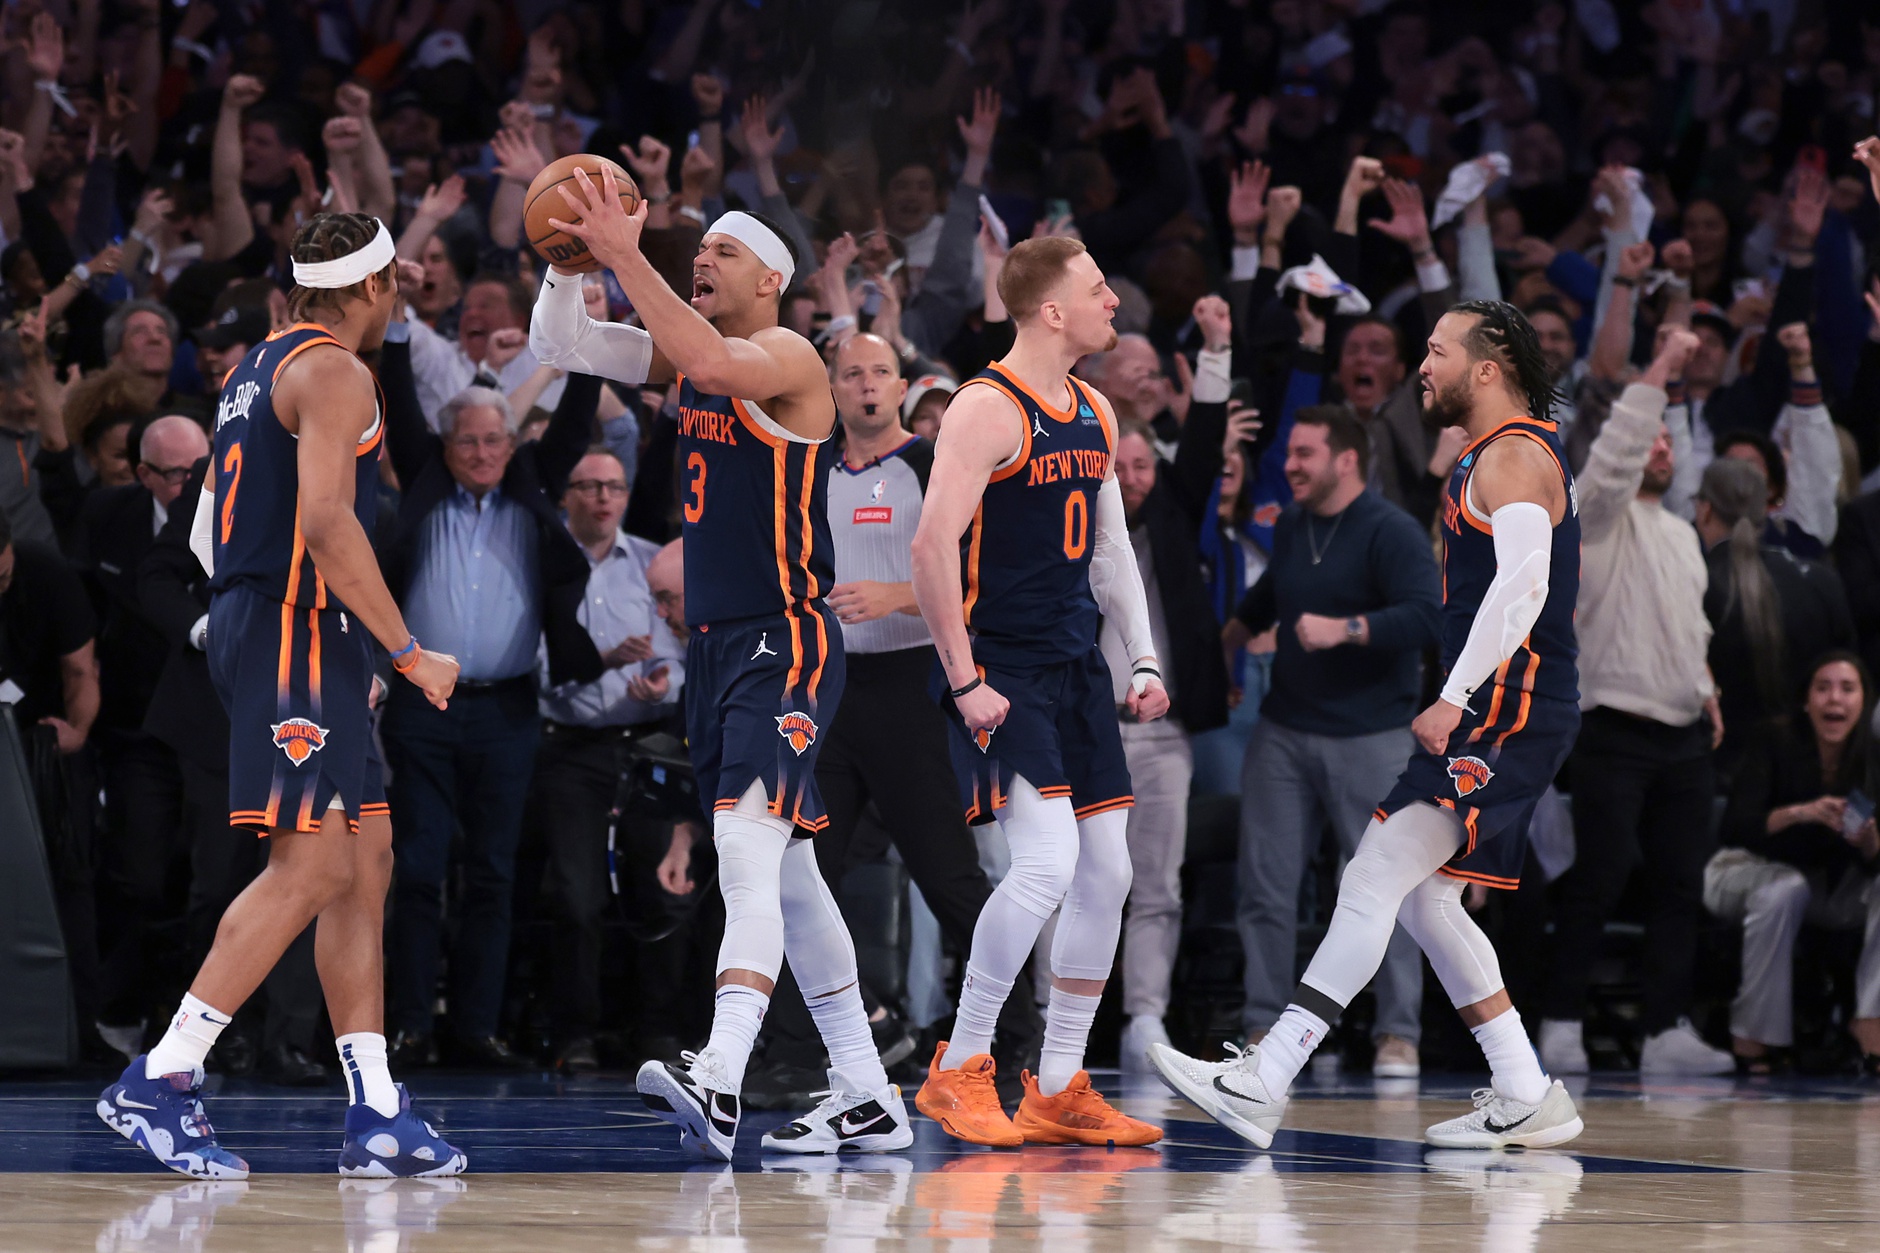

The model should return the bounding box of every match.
[1032,412,1047,438]
[752,632,778,660]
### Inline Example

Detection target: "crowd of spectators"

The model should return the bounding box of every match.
[8,0,1880,1082]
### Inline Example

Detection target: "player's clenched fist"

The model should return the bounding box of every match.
[406,649,461,710]
[954,681,1010,734]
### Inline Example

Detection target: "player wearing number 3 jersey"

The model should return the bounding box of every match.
[529,168,908,1160]
[910,236,1168,1147]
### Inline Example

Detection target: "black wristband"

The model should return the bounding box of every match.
[1132,663,1161,678]
[948,676,983,699]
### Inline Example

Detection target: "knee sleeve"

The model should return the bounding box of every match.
[1337,807,1464,920]
[778,837,858,1000]
[994,777,1081,920]
[712,785,793,981]
[1052,807,1134,981]
[1397,872,1504,1008]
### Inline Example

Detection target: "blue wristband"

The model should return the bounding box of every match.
[390,636,419,661]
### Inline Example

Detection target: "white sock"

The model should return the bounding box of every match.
[805,983,889,1094]
[337,1032,401,1118]
[942,962,1013,1070]
[1038,987,1102,1096]
[1254,1004,1331,1098]
[144,993,232,1078]
[705,984,769,1090]
[1471,1008,1550,1105]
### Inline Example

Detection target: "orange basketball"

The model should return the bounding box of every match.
[524,153,641,273]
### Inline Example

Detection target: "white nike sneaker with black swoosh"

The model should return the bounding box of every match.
[1423,1080,1584,1149]
[1146,1041,1287,1149]
[637,1050,742,1161]
[760,1073,914,1154]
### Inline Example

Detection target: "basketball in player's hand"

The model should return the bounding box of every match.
[524,154,641,273]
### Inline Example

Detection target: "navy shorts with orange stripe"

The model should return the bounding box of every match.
[685,605,845,837]
[207,583,386,836]
[937,644,1132,825]
[1375,690,1578,889]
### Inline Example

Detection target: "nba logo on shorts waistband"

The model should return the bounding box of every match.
[776,712,819,755]
[271,718,330,766]
[1447,755,1494,796]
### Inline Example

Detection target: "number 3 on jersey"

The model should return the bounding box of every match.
[684,451,707,524]
[1062,488,1088,560]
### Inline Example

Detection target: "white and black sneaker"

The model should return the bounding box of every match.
[760,1073,914,1154]
[1424,1081,1584,1149]
[1146,1041,1287,1149]
[638,1050,742,1161]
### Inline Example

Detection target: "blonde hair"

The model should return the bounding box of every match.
[997,236,1089,323]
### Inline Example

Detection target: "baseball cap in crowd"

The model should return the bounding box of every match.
[1688,300,1734,340]
[903,373,957,421]
[413,30,474,71]
[198,305,271,352]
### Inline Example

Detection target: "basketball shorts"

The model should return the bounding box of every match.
[684,604,845,837]
[1374,690,1579,890]
[207,584,387,836]
[937,644,1133,825]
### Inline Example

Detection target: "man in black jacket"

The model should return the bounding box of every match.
[375,315,603,1067]
[136,460,327,1084]
[74,415,208,1057]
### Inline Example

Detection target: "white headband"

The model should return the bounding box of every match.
[706,211,795,289]
[291,219,395,289]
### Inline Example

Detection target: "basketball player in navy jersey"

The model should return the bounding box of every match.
[907,235,1168,1147]
[1152,300,1587,1151]
[533,167,910,1159]
[97,215,466,1179]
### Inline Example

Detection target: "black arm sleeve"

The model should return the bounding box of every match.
[530,372,604,498]
[376,337,443,490]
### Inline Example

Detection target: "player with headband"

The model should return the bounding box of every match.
[532,169,911,1159]
[98,213,467,1179]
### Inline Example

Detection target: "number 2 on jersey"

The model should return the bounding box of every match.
[219,444,243,543]
[684,451,707,524]
[1062,489,1088,560]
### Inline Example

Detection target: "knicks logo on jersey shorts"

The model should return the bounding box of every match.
[271,717,330,766]
[776,712,820,755]
[1447,755,1494,796]
[973,726,994,753]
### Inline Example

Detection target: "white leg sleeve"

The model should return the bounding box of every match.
[712,783,793,981]
[1397,872,1505,1008]
[777,837,858,1000]
[966,776,1080,981]
[1051,808,1134,982]
[1299,804,1465,1011]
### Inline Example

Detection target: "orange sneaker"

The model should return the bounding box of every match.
[914,1042,1022,1147]
[1013,1070,1163,1146]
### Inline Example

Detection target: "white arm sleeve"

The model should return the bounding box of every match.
[1088,476,1158,692]
[1439,501,1552,708]
[529,273,654,385]
[189,480,216,577]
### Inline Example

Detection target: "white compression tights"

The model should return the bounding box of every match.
[713,782,860,996]
[1298,802,1501,1012]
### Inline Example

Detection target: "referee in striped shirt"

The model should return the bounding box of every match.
[744,334,1043,1102]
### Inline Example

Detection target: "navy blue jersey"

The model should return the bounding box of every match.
[1439,415,1581,711]
[209,323,383,610]
[675,373,836,626]
[955,364,1115,665]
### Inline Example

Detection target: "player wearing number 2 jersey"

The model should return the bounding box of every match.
[530,169,908,1161]
[910,236,1169,1148]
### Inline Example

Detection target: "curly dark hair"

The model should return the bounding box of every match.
[287,213,394,322]
[1449,299,1554,425]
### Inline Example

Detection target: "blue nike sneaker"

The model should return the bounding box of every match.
[338,1085,468,1178]
[97,1056,250,1180]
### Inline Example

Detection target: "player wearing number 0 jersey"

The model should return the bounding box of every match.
[99,214,465,1182]
[910,236,1168,1148]
[530,168,908,1161]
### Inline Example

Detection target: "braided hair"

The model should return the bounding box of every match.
[1449,299,1554,425]
[287,213,394,322]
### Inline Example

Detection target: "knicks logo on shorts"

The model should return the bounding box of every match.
[1447,755,1494,796]
[973,726,994,753]
[271,717,330,766]
[776,712,819,755]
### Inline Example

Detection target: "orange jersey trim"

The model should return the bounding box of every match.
[956,377,1034,483]
[1074,796,1135,818]
[986,362,1076,423]
[961,505,986,627]
[1437,866,1520,890]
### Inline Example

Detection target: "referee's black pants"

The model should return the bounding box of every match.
[1542,706,1718,1036]
[762,645,1044,1067]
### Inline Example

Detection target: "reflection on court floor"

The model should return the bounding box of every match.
[3,1071,1878,1250]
